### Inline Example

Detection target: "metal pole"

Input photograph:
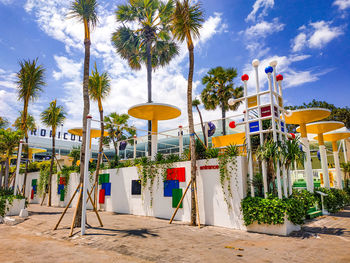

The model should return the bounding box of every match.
[343,139,348,163]
[178,126,183,156]
[133,136,137,159]
[204,122,209,147]
[14,141,23,195]
[81,115,92,236]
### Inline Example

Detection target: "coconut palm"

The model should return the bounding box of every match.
[0,117,8,129]
[41,100,66,206]
[16,58,45,195]
[0,129,23,189]
[68,0,98,226]
[201,66,243,135]
[104,113,136,157]
[88,62,111,203]
[112,0,179,154]
[14,112,36,132]
[192,98,206,146]
[171,0,204,225]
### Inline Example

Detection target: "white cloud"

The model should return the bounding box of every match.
[53,56,82,81]
[0,0,13,5]
[243,18,285,38]
[246,0,275,22]
[291,21,344,52]
[0,69,16,90]
[333,0,350,10]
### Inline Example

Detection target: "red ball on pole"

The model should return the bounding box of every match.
[229,121,236,129]
[241,74,249,81]
[276,74,283,81]
[288,133,296,140]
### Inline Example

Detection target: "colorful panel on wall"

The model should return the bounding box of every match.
[32,185,37,194]
[164,180,179,197]
[59,177,66,185]
[200,165,219,170]
[57,184,64,194]
[99,173,110,185]
[31,179,37,186]
[249,121,259,133]
[247,96,258,108]
[131,180,142,195]
[260,106,271,117]
[166,167,185,182]
[31,189,34,199]
[172,188,183,208]
[99,189,105,204]
[281,122,285,132]
[60,189,65,201]
[102,182,111,196]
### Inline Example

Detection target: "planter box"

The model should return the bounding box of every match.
[6,199,25,216]
[246,217,301,236]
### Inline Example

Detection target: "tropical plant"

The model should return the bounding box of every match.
[88,62,111,203]
[69,147,81,165]
[68,0,98,226]
[341,162,350,189]
[16,58,46,195]
[192,98,206,146]
[171,0,204,225]
[112,0,179,154]
[0,129,23,189]
[201,66,243,135]
[13,111,36,132]
[40,99,66,206]
[104,113,136,157]
[0,117,8,129]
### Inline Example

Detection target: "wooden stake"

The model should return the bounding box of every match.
[53,183,81,230]
[40,193,46,206]
[194,180,200,228]
[169,179,192,224]
[69,183,83,237]
[86,188,103,227]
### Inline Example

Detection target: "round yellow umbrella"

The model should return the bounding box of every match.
[68,127,108,148]
[28,148,47,162]
[284,108,331,192]
[297,121,344,188]
[128,103,181,160]
[314,131,350,189]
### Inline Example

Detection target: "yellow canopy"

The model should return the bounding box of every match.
[128,103,181,121]
[284,108,330,125]
[314,131,350,142]
[68,128,108,138]
[296,121,344,134]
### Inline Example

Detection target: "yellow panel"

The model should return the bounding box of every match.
[247,96,258,108]
[278,96,283,107]
[212,133,246,148]
[284,108,330,125]
[296,121,344,134]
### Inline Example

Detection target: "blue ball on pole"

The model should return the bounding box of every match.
[265,66,273,74]
[207,122,216,137]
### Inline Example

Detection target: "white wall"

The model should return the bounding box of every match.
[24,157,248,230]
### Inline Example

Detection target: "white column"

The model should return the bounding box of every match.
[301,137,314,192]
[81,115,92,236]
[117,141,120,158]
[151,134,157,161]
[204,122,209,147]
[178,126,183,156]
[319,145,330,188]
[333,150,342,189]
[343,139,348,163]
[133,136,137,159]
[14,141,23,195]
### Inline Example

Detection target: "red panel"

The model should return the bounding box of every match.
[31,189,34,199]
[99,189,105,204]
[166,167,186,182]
[59,177,66,185]
[260,106,271,117]
[200,165,219,170]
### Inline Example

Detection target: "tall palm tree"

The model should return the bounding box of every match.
[104,113,136,157]
[0,129,23,189]
[171,0,204,225]
[16,58,45,195]
[41,100,66,206]
[68,0,98,226]
[0,117,8,129]
[88,62,111,203]
[14,111,36,132]
[192,98,206,146]
[112,0,179,154]
[201,66,243,135]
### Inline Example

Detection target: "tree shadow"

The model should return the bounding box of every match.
[85,227,159,238]
[29,211,62,215]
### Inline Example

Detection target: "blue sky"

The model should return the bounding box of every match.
[0,0,349,133]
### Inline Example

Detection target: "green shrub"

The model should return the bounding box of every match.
[291,189,317,216]
[315,188,350,213]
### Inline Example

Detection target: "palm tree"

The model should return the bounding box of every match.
[0,117,8,129]
[201,66,243,135]
[192,98,206,146]
[14,112,36,132]
[341,162,350,188]
[68,0,98,226]
[171,0,204,225]
[88,62,111,203]
[0,129,23,189]
[112,0,179,154]
[41,100,66,206]
[104,113,136,157]
[16,58,45,195]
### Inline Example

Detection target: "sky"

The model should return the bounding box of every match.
[0,0,349,135]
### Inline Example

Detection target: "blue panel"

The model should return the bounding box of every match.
[57,184,64,194]
[281,122,285,132]
[164,180,179,197]
[33,185,37,194]
[249,121,259,133]
[102,182,111,196]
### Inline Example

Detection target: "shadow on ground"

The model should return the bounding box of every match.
[85,227,159,238]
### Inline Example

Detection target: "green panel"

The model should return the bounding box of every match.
[172,188,183,208]
[60,189,65,201]
[32,179,37,186]
[104,173,110,183]
[99,174,110,184]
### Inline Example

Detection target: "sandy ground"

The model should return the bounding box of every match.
[1,204,350,263]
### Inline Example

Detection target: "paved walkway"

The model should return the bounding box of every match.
[0,204,350,262]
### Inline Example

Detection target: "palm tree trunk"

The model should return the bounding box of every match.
[48,130,55,206]
[4,158,9,188]
[188,44,197,226]
[146,41,152,157]
[22,136,29,195]
[0,162,4,188]
[221,104,226,135]
[94,105,104,205]
[75,36,91,228]
[196,105,206,146]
